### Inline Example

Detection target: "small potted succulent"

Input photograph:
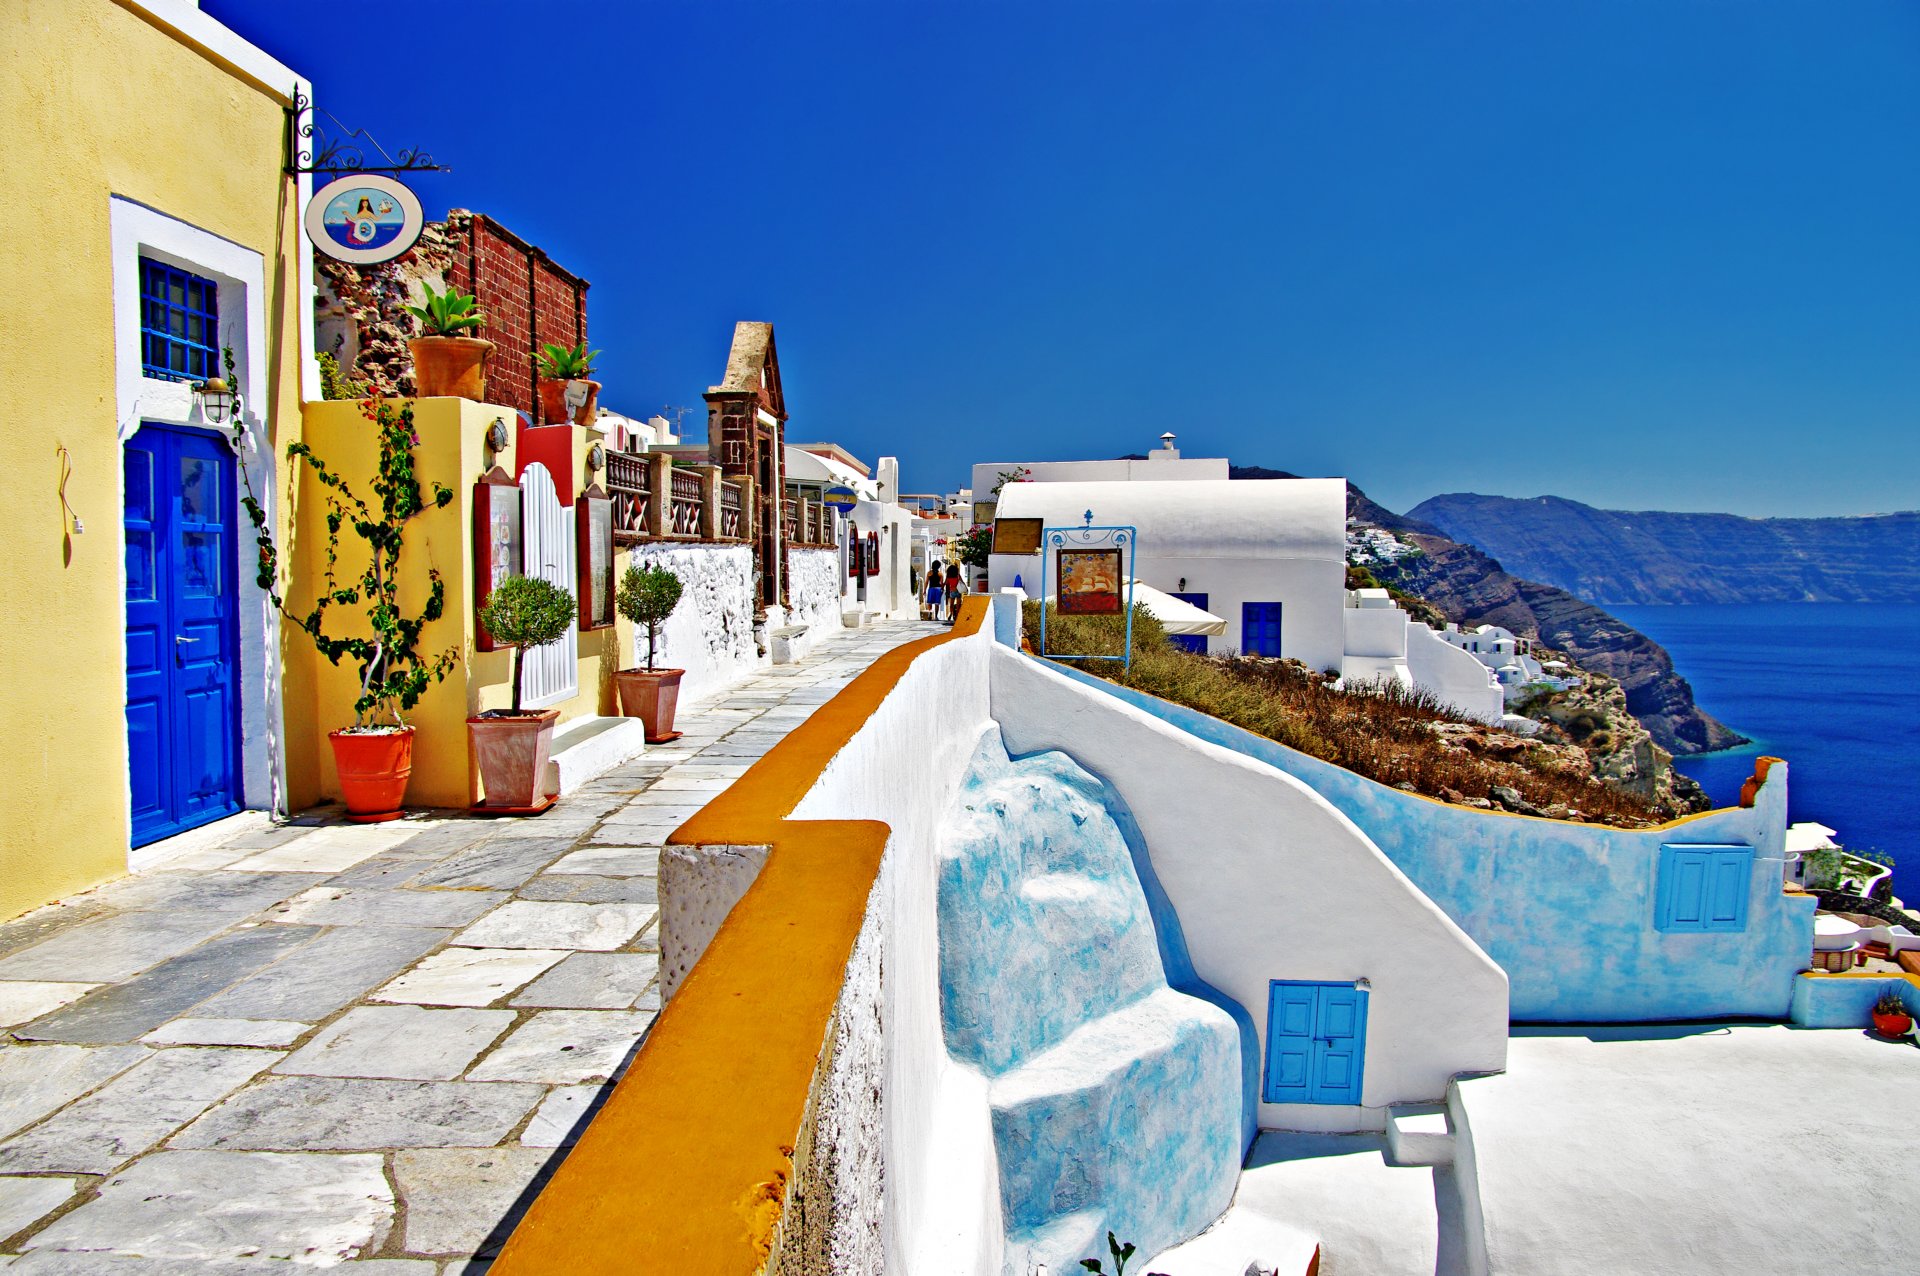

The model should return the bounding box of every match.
[1872,985,1913,1038]
[404,282,491,399]
[614,563,685,742]
[535,340,602,425]
[469,574,576,812]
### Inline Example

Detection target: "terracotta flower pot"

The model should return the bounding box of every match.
[329,726,414,823]
[615,667,685,742]
[409,336,493,400]
[538,377,602,426]
[467,708,561,811]
[1872,1010,1912,1037]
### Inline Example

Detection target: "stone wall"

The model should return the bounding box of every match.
[628,543,761,706]
[787,546,842,635]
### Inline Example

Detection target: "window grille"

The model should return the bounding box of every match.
[140,258,219,383]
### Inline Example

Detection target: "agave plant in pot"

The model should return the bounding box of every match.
[535,340,602,425]
[614,563,685,742]
[405,282,492,399]
[470,573,577,812]
[1872,985,1913,1038]
[237,390,458,821]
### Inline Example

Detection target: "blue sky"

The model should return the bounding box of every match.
[212,1,1920,518]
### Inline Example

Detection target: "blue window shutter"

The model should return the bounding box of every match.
[1242,602,1284,657]
[1657,845,1753,933]
[1264,983,1317,1104]
[1265,981,1368,1106]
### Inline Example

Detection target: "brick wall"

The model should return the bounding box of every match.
[316,210,588,417]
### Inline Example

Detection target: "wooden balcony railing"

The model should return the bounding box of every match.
[720,479,744,541]
[606,450,651,544]
[604,452,750,545]
[669,467,703,537]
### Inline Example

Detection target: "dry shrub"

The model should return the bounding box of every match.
[1024,602,1663,827]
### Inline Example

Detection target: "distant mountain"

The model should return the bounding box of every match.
[1408,493,1920,606]
[1347,486,1744,755]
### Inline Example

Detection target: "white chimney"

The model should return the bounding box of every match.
[1155,431,1179,459]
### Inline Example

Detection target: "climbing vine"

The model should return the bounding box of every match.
[228,345,457,728]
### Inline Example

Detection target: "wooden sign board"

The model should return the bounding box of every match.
[992,517,1044,555]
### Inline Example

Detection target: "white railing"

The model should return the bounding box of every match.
[518,462,579,709]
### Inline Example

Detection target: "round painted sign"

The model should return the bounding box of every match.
[823,484,859,513]
[304,174,425,265]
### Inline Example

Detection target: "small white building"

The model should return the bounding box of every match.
[1339,590,1504,723]
[970,433,1228,523]
[1437,623,1580,704]
[991,477,1349,671]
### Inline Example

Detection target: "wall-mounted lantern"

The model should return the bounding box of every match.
[193,376,238,425]
[484,417,510,454]
[585,441,606,473]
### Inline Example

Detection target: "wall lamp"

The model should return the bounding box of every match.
[485,417,510,454]
[586,441,607,473]
[193,376,239,425]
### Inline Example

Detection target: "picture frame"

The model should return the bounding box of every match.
[576,483,615,631]
[472,466,522,651]
[1056,548,1124,615]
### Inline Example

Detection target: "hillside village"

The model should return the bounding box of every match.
[3,6,1919,1276]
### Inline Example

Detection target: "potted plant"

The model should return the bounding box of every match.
[470,573,576,812]
[535,340,603,425]
[404,282,492,399]
[235,384,458,821]
[614,563,685,742]
[1872,986,1913,1038]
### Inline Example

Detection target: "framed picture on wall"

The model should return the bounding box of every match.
[1056,548,1123,614]
[577,483,615,631]
[473,466,522,651]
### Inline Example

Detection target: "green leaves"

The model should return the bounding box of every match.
[402,281,485,337]
[479,575,576,650]
[535,340,601,379]
[616,564,684,670]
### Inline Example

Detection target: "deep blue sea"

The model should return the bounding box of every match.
[1611,603,1920,905]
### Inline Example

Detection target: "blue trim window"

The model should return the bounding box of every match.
[140,258,219,383]
[1242,601,1284,657]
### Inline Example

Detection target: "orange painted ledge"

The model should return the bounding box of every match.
[491,600,989,1275]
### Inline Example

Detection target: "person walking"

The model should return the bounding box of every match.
[944,561,965,624]
[924,560,945,622]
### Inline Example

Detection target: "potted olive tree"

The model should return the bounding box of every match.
[535,340,602,425]
[236,384,457,821]
[404,282,492,399]
[469,574,576,812]
[614,563,685,742]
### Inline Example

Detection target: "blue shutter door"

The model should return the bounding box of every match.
[1242,602,1284,657]
[1169,592,1208,654]
[1706,853,1749,928]
[1264,981,1369,1105]
[125,425,242,846]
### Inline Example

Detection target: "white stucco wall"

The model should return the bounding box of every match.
[844,501,915,618]
[787,622,1003,1275]
[989,479,1348,670]
[989,648,1510,1131]
[626,542,762,705]
[1405,623,1504,724]
[787,546,842,636]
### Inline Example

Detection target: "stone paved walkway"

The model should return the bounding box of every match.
[0,618,942,1273]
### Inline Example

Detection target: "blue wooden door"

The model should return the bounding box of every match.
[124,425,241,846]
[1264,980,1368,1105]
[1169,591,1209,654]
[1242,601,1284,657]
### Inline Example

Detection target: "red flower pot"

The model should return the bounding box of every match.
[615,668,684,742]
[1872,1011,1912,1037]
[408,336,492,399]
[329,727,414,823]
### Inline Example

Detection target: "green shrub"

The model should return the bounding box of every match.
[617,563,684,670]
[403,282,485,337]
[535,340,602,379]
[480,574,575,712]
[317,351,364,401]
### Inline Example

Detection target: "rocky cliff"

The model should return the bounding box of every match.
[1407,492,1920,605]
[1347,486,1745,755]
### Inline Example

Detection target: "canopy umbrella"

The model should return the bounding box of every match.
[1043,578,1226,636]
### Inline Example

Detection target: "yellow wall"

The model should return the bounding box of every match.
[0,3,307,920]
[294,401,633,809]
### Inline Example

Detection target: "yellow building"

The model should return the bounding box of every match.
[0,2,318,921]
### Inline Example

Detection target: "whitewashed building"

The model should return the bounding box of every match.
[1437,623,1581,703]
[1339,589,1504,722]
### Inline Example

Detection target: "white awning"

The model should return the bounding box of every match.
[1045,578,1227,636]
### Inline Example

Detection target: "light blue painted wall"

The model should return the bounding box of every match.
[1043,660,1815,1022]
[1789,975,1920,1028]
[939,730,1242,1273]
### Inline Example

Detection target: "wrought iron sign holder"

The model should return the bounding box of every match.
[283,90,448,176]
[1039,511,1139,670]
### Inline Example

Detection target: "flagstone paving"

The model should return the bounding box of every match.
[0,617,941,1271]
